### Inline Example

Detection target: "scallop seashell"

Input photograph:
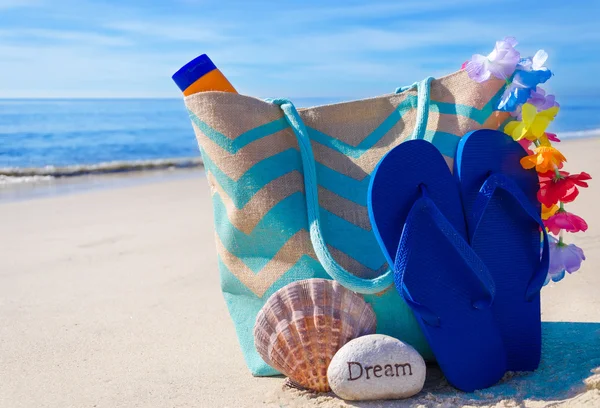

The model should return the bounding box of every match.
[254,278,377,392]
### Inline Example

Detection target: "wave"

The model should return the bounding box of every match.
[0,175,55,185]
[560,128,600,139]
[0,157,203,184]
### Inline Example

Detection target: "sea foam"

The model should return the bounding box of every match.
[0,157,203,185]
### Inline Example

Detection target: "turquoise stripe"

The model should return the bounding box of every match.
[203,144,370,207]
[189,110,288,154]
[219,254,327,297]
[435,101,489,124]
[202,148,302,208]
[213,192,309,272]
[213,189,386,272]
[320,209,387,270]
[189,111,236,152]
[314,162,370,206]
[432,86,506,125]
[306,97,416,159]
[234,117,289,150]
[431,131,462,158]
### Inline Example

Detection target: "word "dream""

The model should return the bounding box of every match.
[346,361,413,381]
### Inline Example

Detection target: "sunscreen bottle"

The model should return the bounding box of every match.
[172,54,237,95]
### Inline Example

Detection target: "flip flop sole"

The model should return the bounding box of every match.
[455,129,544,371]
[397,202,507,391]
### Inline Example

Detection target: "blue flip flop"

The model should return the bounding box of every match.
[368,139,507,392]
[454,129,549,372]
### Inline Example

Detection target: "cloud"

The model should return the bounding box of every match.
[104,21,233,43]
[0,0,598,98]
[273,0,483,22]
[0,28,133,47]
[0,0,40,10]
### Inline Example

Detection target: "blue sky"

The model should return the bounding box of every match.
[0,0,598,99]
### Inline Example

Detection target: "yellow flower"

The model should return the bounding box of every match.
[541,203,559,220]
[520,146,566,173]
[504,103,560,142]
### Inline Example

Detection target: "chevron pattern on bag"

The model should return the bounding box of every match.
[186,71,509,298]
[214,229,317,297]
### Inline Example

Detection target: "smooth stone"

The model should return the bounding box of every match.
[327,334,426,401]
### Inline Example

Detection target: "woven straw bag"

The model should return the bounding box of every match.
[183,70,509,376]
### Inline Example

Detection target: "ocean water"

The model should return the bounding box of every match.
[1,97,598,183]
[0,99,197,171]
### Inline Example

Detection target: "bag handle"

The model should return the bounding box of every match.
[396,77,434,142]
[267,77,433,294]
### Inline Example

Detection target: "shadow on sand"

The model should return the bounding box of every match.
[339,321,600,407]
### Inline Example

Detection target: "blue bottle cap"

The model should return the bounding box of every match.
[172,54,217,92]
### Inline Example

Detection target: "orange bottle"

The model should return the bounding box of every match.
[172,54,237,95]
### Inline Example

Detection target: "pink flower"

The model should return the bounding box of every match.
[548,235,586,275]
[544,211,588,235]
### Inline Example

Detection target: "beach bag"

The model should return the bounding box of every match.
[183,70,510,376]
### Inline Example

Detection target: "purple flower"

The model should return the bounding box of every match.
[549,235,586,275]
[528,87,559,111]
[465,37,520,83]
[543,235,584,287]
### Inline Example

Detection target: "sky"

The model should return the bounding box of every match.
[0,0,598,99]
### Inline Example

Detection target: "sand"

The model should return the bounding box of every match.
[0,138,598,407]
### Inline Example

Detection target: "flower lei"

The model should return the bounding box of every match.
[463,37,591,285]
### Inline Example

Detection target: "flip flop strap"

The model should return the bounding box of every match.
[470,173,550,301]
[395,193,496,327]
